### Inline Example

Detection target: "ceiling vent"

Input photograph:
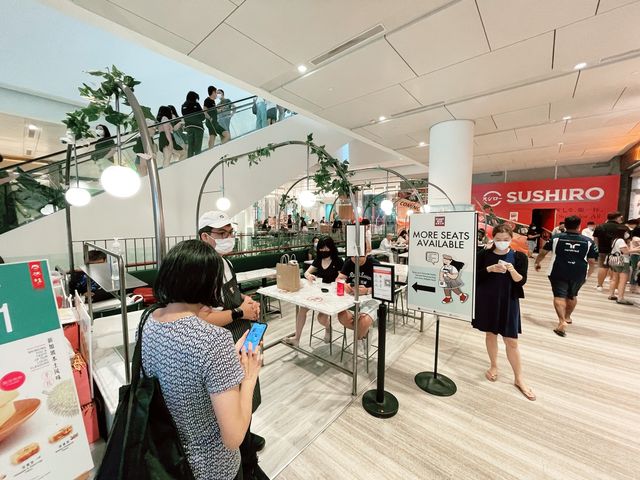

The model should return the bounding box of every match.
[310,24,385,66]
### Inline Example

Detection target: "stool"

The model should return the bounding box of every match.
[392,284,408,333]
[309,312,342,355]
[265,297,283,318]
[340,327,378,373]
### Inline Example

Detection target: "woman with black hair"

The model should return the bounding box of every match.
[396,229,408,246]
[142,240,261,479]
[91,124,116,168]
[181,91,205,157]
[156,106,175,168]
[473,224,534,401]
[168,105,187,161]
[608,226,640,304]
[284,237,344,346]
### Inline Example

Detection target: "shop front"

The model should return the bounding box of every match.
[471,175,620,232]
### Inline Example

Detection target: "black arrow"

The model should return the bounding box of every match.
[412,282,436,293]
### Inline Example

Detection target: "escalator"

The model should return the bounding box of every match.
[0,95,262,235]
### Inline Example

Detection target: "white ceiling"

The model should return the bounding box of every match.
[0,112,66,161]
[65,0,640,172]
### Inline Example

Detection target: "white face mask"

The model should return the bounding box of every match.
[217,93,222,99]
[214,237,235,255]
[95,129,104,138]
[494,241,511,251]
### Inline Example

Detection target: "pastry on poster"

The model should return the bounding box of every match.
[48,425,73,443]
[0,387,41,443]
[10,442,40,465]
[46,380,80,417]
[0,391,19,428]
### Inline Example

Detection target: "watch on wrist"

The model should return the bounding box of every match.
[231,307,243,320]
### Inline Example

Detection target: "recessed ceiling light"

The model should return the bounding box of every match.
[27,124,38,131]
[562,115,572,121]
[573,62,587,70]
[378,116,386,122]
[558,142,564,145]
[418,142,428,147]
[297,65,308,73]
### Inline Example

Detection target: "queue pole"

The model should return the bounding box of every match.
[415,315,457,396]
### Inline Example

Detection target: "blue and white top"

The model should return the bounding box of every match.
[142,314,244,480]
[543,232,599,281]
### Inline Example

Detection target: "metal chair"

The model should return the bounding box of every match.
[308,311,343,355]
[340,326,378,373]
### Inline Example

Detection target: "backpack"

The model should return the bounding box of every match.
[96,307,195,480]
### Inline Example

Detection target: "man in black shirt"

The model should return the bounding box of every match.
[535,216,598,337]
[337,253,380,350]
[593,211,624,290]
[203,85,229,148]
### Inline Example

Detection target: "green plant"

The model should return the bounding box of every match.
[62,66,154,140]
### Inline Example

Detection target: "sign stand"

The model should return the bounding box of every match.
[362,302,399,418]
[363,264,399,418]
[415,314,457,396]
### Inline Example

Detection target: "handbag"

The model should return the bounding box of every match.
[606,252,624,268]
[276,254,301,292]
[96,307,195,480]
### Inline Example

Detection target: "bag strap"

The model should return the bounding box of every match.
[280,254,289,264]
[130,305,159,388]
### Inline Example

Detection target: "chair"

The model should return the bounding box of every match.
[340,326,378,373]
[308,311,343,355]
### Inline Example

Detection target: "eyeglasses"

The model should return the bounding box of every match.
[208,230,235,239]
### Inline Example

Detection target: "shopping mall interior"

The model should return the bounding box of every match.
[0,1,639,479]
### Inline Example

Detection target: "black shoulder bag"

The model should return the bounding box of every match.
[96,307,195,480]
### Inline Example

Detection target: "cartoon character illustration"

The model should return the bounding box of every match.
[439,254,469,304]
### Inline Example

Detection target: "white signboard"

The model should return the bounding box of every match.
[0,261,93,479]
[372,264,394,303]
[346,225,366,257]
[407,212,477,321]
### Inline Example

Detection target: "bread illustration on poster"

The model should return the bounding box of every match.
[438,254,469,304]
[0,373,41,444]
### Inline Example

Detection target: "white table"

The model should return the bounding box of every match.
[236,267,277,284]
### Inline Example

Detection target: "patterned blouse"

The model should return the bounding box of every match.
[142,314,244,479]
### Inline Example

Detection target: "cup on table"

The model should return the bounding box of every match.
[336,279,345,296]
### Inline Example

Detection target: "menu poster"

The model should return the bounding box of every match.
[0,261,93,480]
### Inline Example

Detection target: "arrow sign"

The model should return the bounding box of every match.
[412,282,436,293]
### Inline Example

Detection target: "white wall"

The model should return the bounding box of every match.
[0,116,352,264]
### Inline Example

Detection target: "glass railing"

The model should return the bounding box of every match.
[0,96,296,234]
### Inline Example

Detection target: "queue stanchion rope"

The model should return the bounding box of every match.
[415,314,457,396]
[362,302,399,418]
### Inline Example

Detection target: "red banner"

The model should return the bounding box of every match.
[471,175,620,230]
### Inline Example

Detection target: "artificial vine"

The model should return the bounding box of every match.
[62,65,155,140]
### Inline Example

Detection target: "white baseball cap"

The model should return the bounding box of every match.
[198,211,236,230]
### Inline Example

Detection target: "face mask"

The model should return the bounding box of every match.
[95,129,104,138]
[624,232,630,240]
[217,93,222,99]
[494,241,511,251]
[314,241,319,247]
[318,251,331,259]
[589,226,595,231]
[213,237,235,255]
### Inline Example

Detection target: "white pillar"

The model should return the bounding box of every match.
[428,120,474,209]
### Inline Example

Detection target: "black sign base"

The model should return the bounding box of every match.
[362,389,399,418]
[415,372,457,397]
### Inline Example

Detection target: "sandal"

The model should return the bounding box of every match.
[282,337,299,347]
[608,296,618,301]
[616,299,634,305]
[485,370,497,382]
[514,384,536,401]
[553,329,566,337]
[565,318,572,324]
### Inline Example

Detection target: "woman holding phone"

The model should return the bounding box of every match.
[284,237,344,346]
[142,240,262,479]
[472,224,535,401]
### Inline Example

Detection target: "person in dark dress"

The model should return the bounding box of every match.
[284,237,344,346]
[197,211,269,480]
[473,224,535,401]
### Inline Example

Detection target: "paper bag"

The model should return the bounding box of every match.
[72,351,92,406]
[82,401,100,443]
[276,254,301,292]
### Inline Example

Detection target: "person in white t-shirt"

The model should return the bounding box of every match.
[608,228,640,305]
[379,233,394,252]
[581,221,595,240]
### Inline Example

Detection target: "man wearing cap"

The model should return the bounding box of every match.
[197,210,268,480]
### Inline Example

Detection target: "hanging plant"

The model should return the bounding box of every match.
[62,65,154,140]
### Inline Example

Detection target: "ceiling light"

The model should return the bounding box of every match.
[378,116,386,122]
[298,190,316,208]
[100,165,141,198]
[573,62,587,70]
[216,197,231,211]
[297,65,308,73]
[418,142,428,147]
[27,124,39,131]
[562,115,572,121]
[65,187,91,207]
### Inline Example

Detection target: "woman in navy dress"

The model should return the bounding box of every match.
[473,224,535,401]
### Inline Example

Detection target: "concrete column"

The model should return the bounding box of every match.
[428,120,474,209]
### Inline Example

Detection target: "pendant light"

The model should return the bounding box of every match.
[66,143,91,207]
[100,92,141,198]
[380,171,393,215]
[298,145,316,208]
[216,162,231,211]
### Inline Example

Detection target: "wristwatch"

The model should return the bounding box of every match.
[231,307,243,320]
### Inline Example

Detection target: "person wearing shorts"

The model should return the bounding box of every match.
[535,215,598,337]
[337,252,380,351]
[203,86,229,148]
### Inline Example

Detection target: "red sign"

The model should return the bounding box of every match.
[472,175,620,228]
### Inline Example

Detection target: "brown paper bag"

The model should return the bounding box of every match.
[276,254,301,292]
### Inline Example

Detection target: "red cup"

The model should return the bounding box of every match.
[336,280,345,296]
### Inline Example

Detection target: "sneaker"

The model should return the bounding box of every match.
[595,285,603,292]
[323,330,331,343]
[459,293,469,303]
[442,296,453,304]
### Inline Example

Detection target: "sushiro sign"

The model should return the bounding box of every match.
[472,175,619,225]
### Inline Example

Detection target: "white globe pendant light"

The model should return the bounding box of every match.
[380,198,393,215]
[100,165,141,198]
[298,189,316,208]
[65,187,91,207]
[216,196,231,211]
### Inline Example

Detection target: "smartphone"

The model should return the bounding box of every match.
[243,322,268,352]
